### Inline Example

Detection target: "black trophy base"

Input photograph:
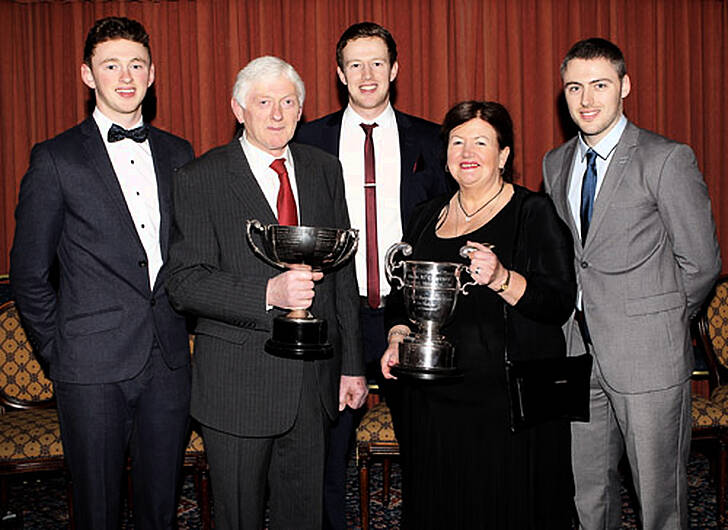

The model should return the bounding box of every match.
[265,315,333,359]
[391,364,463,382]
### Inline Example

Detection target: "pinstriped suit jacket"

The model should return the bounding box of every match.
[166,139,364,437]
[543,121,721,394]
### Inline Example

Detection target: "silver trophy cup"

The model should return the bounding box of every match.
[246,219,358,359]
[385,242,477,380]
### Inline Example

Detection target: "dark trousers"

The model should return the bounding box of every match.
[54,345,191,530]
[202,363,328,530]
[323,303,398,530]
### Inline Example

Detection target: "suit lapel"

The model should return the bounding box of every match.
[226,141,279,225]
[395,111,418,200]
[322,111,344,156]
[79,118,145,250]
[290,144,316,226]
[552,138,580,243]
[583,122,638,249]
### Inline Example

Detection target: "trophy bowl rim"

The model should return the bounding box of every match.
[399,259,463,268]
[265,224,357,235]
[248,222,358,272]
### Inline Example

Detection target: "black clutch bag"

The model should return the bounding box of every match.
[503,306,592,433]
[505,352,592,433]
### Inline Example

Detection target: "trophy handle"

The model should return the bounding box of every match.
[245,219,285,270]
[330,229,359,269]
[458,244,481,295]
[385,242,412,290]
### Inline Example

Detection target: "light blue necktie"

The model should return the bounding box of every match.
[580,148,598,245]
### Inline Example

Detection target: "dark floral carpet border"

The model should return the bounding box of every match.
[2,450,720,528]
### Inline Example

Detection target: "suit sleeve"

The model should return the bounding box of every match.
[542,154,554,195]
[653,143,721,317]
[10,143,64,360]
[165,164,271,328]
[176,140,195,168]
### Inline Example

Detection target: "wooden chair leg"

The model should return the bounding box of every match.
[383,457,391,506]
[192,464,201,510]
[358,452,370,530]
[198,464,212,530]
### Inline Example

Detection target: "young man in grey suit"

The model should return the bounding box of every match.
[10,17,194,529]
[543,38,721,529]
[295,23,452,529]
[166,56,367,529]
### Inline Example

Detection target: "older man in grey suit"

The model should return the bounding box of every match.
[543,38,721,529]
[166,56,367,529]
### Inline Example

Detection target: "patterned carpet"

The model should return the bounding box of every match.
[1,448,722,528]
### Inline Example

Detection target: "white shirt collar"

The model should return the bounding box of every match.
[93,107,144,138]
[577,114,627,161]
[240,131,293,170]
[342,103,396,129]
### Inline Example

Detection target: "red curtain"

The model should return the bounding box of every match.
[1,0,726,272]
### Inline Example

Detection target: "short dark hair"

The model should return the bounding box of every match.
[335,22,397,70]
[441,101,515,183]
[560,37,626,79]
[83,16,151,66]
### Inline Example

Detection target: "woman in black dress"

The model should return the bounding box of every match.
[381,101,577,529]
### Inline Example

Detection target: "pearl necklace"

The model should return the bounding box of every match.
[457,181,505,222]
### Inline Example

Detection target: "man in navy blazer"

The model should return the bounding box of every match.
[295,21,452,530]
[10,17,193,529]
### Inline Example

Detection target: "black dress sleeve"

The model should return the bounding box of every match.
[511,190,576,326]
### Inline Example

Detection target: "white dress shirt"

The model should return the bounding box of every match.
[568,114,627,309]
[567,114,628,239]
[94,108,162,289]
[339,104,402,299]
[240,132,300,223]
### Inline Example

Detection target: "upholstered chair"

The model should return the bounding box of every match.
[693,275,728,523]
[0,301,71,526]
[355,399,400,530]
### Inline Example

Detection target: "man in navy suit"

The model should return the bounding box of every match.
[296,21,452,530]
[10,17,193,529]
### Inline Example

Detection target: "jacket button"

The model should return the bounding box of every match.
[580,261,589,269]
[150,298,156,306]
[139,260,147,268]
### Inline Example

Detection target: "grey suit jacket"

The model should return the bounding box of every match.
[166,140,364,437]
[543,121,721,393]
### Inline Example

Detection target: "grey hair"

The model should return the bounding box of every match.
[232,56,305,108]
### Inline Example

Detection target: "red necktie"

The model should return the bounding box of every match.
[360,123,380,309]
[270,158,298,226]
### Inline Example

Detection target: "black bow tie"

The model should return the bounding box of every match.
[108,123,149,143]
